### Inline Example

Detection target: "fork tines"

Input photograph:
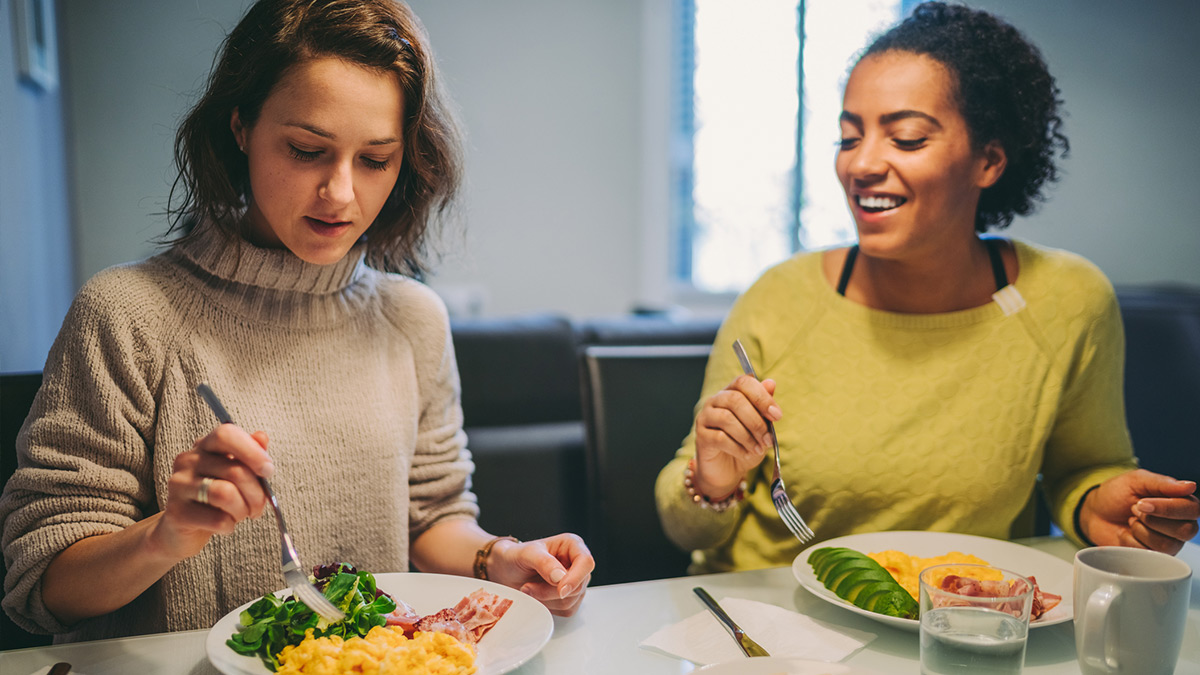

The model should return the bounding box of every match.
[772,481,815,543]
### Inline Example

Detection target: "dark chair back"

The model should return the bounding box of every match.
[1118,286,1200,484]
[580,345,710,586]
[1,371,52,650]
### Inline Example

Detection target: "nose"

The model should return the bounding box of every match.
[845,136,887,186]
[318,161,355,207]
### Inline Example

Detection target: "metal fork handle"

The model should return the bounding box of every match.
[196,385,299,563]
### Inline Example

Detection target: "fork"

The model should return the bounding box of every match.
[196,383,346,623]
[731,340,815,544]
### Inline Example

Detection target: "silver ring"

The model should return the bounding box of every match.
[197,476,215,505]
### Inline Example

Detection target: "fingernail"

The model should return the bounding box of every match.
[520,584,534,595]
[768,405,782,420]
[762,433,772,447]
[261,462,275,479]
[559,584,573,599]
[1136,500,1154,514]
[550,569,566,584]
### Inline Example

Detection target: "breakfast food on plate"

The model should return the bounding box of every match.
[867,549,995,599]
[275,626,475,675]
[806,547,919,619]
[807,547,1062,621]
[226,563,513,671]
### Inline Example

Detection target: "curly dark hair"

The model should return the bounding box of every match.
[166,0,464,276]
[861,1,1069,231]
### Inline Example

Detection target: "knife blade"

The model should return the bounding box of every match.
[693,587,771,658]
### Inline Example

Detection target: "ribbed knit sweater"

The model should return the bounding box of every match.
[656,239,1138,574]
[1,226,478,641]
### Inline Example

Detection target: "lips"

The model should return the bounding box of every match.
[304,216,353,236]
[856,194,907,213]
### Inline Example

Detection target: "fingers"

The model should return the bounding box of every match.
[194,423,275,479]
[1126,515,1185,556]
[516,535,594,616]
[1125,470,1196,499]
[698,375,782,455]
[1133,494,1200,521]
[1133,502,1200,544]
[190,452,270,518]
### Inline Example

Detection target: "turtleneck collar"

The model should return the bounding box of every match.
[174,223,366,295]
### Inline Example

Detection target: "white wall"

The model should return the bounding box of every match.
[7,0,1199,371]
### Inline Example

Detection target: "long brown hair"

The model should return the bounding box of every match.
[167,0,464,277]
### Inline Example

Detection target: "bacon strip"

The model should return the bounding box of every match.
[453,588,514,641]
[384,588,513,645]
[938,574,1060,620]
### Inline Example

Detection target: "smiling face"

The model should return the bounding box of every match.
[836,51,1005,260]
[231,57,404,266]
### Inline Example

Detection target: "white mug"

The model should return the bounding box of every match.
[1073,547,1191,675]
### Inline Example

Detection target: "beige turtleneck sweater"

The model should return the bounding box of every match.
[1,226,478,641]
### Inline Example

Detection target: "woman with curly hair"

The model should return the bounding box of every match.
[657,1,1197,573]
[1,0,592,642]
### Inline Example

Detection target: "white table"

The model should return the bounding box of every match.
[3,538,1197,674]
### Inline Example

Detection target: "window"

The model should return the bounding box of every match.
[673,0,903,293]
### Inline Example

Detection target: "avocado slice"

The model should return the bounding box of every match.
[832,568,895,596]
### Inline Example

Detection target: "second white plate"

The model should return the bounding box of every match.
[792,531,1074,632]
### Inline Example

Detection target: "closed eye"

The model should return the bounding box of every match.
[894,138,926,150]
[288,145,321,162]
[362,156,391,172]
[837,137,860,151]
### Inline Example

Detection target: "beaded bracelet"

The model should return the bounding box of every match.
[684,458,746,512]
[473,535,519,580]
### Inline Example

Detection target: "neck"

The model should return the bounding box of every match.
[848,237,998,314]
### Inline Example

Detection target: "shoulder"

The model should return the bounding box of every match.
[1016,240,1117,310]
[69,254,185,331]
[368,271,453,346]
[1013,239,1120,337]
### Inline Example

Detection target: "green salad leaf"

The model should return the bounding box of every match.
[225,563,397,671]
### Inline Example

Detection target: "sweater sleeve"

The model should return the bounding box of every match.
[1039,282,1138,545]
[0,268,163,634]
[655,276,775,553]
[399,282,479,539]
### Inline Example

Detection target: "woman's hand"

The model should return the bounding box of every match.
[152,424,275,560]
[1079,469,1199,555]
[692,375,782,499]
[486,534,594,617]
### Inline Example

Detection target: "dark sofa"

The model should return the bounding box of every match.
[452,313,722,545]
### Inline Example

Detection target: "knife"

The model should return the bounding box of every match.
[693,587,771,658]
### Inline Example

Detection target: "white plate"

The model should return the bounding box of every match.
[206,572,553,675]
[791,531,1074,632]
[693,657,883,674]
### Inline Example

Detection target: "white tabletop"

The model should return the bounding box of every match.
[3,538,1197,675]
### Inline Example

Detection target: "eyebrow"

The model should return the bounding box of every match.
[839,110,943,129]
[284,122,400,146]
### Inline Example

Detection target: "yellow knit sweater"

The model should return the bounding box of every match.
[656,239,1137,573]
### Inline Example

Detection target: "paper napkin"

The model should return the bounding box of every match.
[640,596,876,665]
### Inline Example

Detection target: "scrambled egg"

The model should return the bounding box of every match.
[868,549,1000,599]
[275,626,476,675]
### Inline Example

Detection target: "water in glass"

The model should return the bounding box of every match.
[920,606,1027,675]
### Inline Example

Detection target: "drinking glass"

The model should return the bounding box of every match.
[919,563,1034,675]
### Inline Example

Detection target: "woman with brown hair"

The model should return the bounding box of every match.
[1,0,592,642]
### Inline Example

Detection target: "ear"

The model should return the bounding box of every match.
[975,140,1007,189]
[230,108,247,152]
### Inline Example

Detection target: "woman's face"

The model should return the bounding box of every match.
[836,51,1005,259]
[231,57,404,265]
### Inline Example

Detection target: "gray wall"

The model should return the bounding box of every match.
[0,0,75,372]
[3,0,1199,372]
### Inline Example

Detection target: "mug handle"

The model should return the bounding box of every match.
[1081,584,1122,672]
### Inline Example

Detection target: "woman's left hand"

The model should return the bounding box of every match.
[487,534,594,617]
[1080,469,1199,555]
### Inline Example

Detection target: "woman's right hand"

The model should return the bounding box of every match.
[692,374,782,499]
[153,424,275,560]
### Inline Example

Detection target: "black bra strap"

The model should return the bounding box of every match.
[983,238,1009,291]
[836,239,1007,297]
[836,245,858,296]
